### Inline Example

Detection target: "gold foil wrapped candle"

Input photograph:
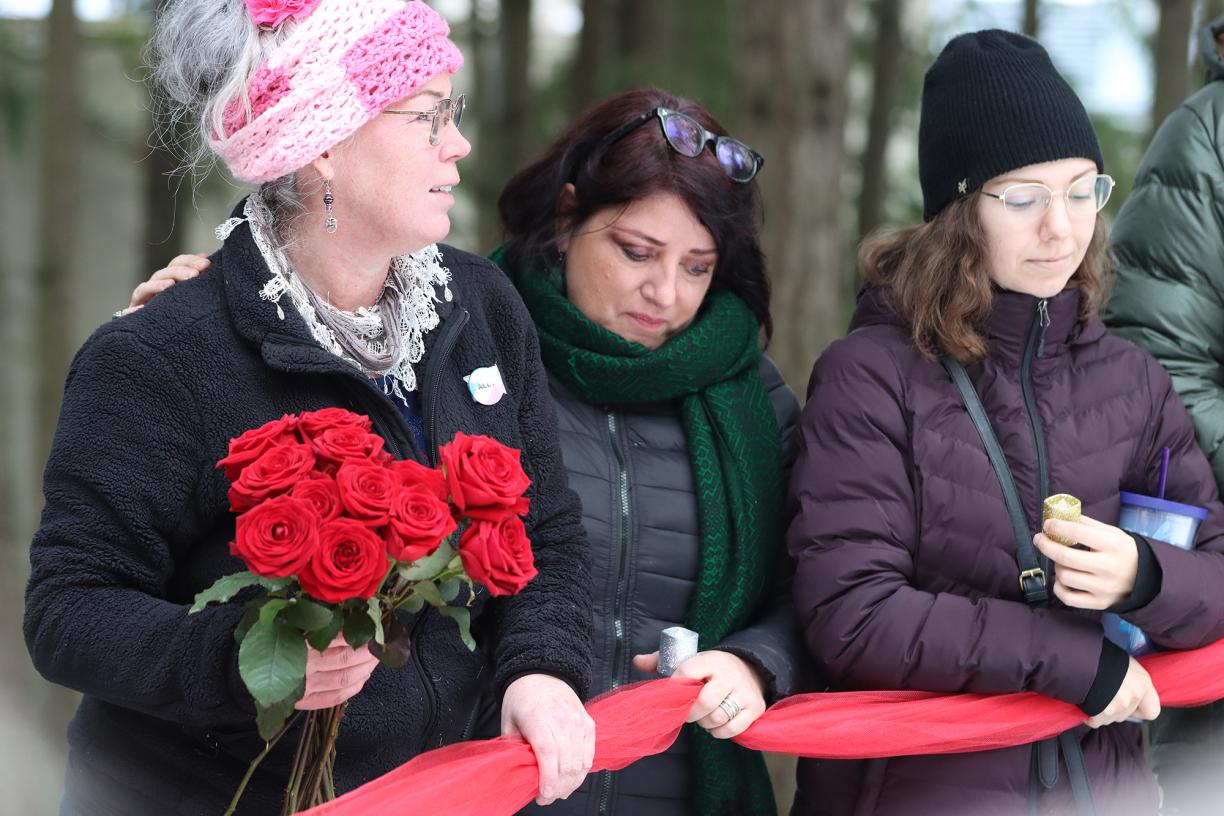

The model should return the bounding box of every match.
[1042,494,1081,546]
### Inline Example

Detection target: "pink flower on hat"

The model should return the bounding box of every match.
[245,0,323,28]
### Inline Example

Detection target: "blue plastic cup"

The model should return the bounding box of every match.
[1102,491,1207,655]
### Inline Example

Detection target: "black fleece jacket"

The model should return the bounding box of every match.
[24,209,592,815]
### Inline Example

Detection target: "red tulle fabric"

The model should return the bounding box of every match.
[302,637,1224,816]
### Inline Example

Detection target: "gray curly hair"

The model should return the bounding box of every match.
[144,0,305,226]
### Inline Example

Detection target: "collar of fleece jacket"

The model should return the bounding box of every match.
[217,198,458,373]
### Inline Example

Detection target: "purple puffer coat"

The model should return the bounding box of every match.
[788,286,1224,815]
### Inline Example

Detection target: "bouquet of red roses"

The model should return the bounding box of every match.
[190,408,536,815]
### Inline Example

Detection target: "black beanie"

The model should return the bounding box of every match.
[918,29,1103,220]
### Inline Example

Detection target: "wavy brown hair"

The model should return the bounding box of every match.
[497,88,772,340]
[860,195,1113,363]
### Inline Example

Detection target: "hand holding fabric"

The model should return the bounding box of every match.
[1086,656,1161,728]
[501,673,595,806]
[294,633,381,710]
[633,649,766,739]
[1034,514,1139,610]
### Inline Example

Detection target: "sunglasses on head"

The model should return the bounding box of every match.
[588,107,764,183]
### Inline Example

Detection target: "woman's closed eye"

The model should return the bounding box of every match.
[684,257,714,277]
[619,244,650,263]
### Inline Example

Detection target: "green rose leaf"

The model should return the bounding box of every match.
[284,599,334,632]
[256,576,295,593]
[342,606,375,649]
[254,684,303,742]
[234,602,261,646]
[258,598,289,627]
[367,598,386,646]
[368,614,412,668]
[438,578,461,603]
[397,541,456,582]
[413,580,444,609]
[239,617,308,708]
[190,571,263,613]
[305,612,344,653]
[437,606,476,651]
[399,594,426,615]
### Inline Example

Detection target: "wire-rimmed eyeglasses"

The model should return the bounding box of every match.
[382,94,466,146]
[979,174,1115,221]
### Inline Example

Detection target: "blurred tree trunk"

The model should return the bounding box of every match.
[618,0,651,69]
[1152,0,1196,136]
[32,0,84,756]
[142,0,187,279]
[472,0,532,253]
[0,252,13,549]
[735,0,850,394]
[570,0,608,115]
[498,0,532,186]
[35,0,81,463]
[858,0,904,241]
[1023,0,1040,38]
[469,1,497,250]
[567,0,732,120]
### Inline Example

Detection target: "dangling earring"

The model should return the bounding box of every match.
[323,179,338,234]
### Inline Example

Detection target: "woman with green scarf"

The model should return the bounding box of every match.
[489,87,808,816]
[132,87,807,816]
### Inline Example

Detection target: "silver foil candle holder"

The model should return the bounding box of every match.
[658,626,700,676]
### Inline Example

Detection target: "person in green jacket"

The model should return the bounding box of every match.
[1106,14,1224,815]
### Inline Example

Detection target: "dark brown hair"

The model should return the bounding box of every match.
[497,88,773,339]
[860,195,1112,363]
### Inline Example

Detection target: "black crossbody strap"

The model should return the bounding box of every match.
[941,357,1048,604]
[943,358,1092,816]
[1058,731,1097,816]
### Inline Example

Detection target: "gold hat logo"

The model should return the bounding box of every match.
[957,178,968,194]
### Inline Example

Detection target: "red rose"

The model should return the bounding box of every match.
[310,426,388,472]
[387,485,457,563]
[296,407,372,440]
[217,414,300,482]
[439,433,531,520]
[227,443,317,513]
[335,462,398,526]
[230,494,320,577]
[458,515,537,597]
[389,459,448,501]
[291,476,342,523]
[298,518,389,603]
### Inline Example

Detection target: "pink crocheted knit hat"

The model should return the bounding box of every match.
[214,0,463,184]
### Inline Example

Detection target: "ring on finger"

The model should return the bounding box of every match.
[718,694,742,724]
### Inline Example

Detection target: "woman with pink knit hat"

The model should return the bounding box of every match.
[23,2,595,813]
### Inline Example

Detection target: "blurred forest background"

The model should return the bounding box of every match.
[3,0,1223,811]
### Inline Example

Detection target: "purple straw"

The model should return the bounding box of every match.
[1157,447,1171,499]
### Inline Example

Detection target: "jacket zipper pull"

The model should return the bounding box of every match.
[1036,299,1051,359]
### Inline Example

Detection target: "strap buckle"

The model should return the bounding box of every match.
[1019,567,1047,594]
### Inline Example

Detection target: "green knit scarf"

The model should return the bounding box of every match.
[493,246,783,816]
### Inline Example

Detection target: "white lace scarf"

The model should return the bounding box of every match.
[216,194,452,402]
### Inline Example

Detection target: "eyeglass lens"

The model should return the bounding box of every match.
[715,139,758,182]
[430,95,465,145]
[1001,175,1112,216]
[662,113,705,157]
[661,111,758,182]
